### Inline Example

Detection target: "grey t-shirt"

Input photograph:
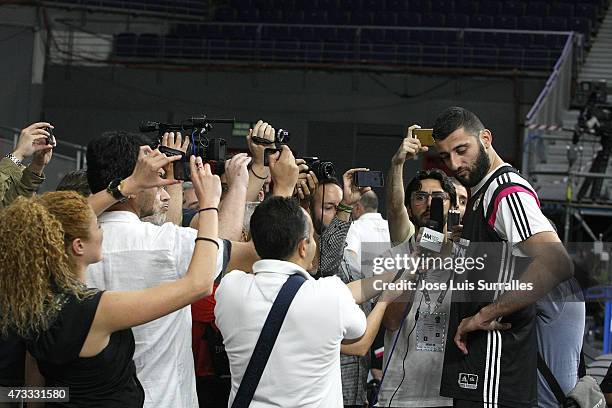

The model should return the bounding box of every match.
[536,278,585,408]
[376,268,453,408]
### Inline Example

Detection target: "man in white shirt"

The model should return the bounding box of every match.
[216,193,390,408]
[85,130,258,408]
[344,190,391,279]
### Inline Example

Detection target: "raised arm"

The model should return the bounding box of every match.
[246,120,274,201]
[341,301,389,355]
[218,153,250,240]
[386,125,426,245]
[87,146,182,216]
[88,156,220,342]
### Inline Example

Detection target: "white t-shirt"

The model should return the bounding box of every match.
[86,211,227,408]
[215,259,367,408]
[344,212,392,278]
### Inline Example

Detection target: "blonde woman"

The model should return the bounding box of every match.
[0,155,220,407]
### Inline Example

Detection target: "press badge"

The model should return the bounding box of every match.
[416,311,447,352]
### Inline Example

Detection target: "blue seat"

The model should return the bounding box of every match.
[464,30,485,45]
[386,0,407,12]
[495,15,517,29]
[385,29,409,44]
[328,10,351,24]
[337,27,358,42]
[369,43,397,63]
[408,0,432,13]
[575,4,598,23]
[275,40,302,62]
[470,46,498,69]
[430,0,454,13]
[285,10,304,23]
[214,7,234,22]
[469,15,494,29]
[523,48,553,70]
[526,2,550,17]
[550,3,575,18]
[411,30,435,44]
[421,13,445,27]
[498,47,525,69]
[455,0,478,15]
[397,12,421,26]
[518,16,543,30]
[488,32,509,46]
[396,43,422,65]
[351,11,374,26]
[303,10,328,24]
[315,27,337,42]
[446,14,469,28]
[361,28,386,43]
[502,1,526,16]
[543,16,568,31]
[136,33,160,58]
[260,10,281,23]
[182,37,204,59]
[373,11,397,26]
[114,32,137,57]
[163,35,182,58]
[362,0,382,11]
[478,1,502,16]
[227,39,255,60]
[569,17,592,37]
[208,39,229,60]
[236,8,257,23]
[422,44,448,67]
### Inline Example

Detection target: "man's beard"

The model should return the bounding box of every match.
[141,212,167,226]
[455,142,490,188]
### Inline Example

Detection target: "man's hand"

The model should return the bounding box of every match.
[269,145,298,197]
[224,153,251,191]
[391,124,429,166]
[190,156,222,209]
[247,120,275,166]
[454,312,511,355]
[295,159,319,201]
[27,144,54,176]
[161,132,189,179]
[12,122,54,161]
[121,146,182,196]
[340,168,371,207]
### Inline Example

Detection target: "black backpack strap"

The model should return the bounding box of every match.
[231,273,307,408]
[537,352,567,405]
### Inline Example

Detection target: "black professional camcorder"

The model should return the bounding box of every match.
[140,116,233,180]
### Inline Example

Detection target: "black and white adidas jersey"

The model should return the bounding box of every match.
[440,164,554,407]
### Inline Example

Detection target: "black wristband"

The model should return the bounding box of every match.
[198,207,219,213]
[195,237,220,250]
[249,166,268,180]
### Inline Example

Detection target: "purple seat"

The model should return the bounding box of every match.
[328,10,351,25]
[409,0,432,14]
[351,11,374,26]
[362,0,382,11]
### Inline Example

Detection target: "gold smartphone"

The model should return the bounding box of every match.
[413,128,435,146]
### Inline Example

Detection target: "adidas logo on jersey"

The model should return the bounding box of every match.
[458,373,478,390]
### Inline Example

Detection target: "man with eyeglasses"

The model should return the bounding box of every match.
[375,126,457,408]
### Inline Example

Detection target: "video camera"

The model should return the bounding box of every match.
[139,116,234,180]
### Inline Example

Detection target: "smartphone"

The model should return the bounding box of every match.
[413,128,435,146]
[447,209,461,230]
[354,170,384,188]
[159,146,190,181]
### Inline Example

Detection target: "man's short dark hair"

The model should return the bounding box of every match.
[432,107,485,141]
[86,131,155,194]
[56,169,91,196]
[250,196,310,260]
[406,169,457,207]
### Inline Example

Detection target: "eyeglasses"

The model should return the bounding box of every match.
[412,191,450,204]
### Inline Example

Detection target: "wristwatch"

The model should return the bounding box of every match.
[106,178,129,202]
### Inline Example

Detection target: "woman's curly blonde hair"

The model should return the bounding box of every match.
[0,193,93,338]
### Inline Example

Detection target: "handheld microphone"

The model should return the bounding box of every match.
[417,196,445,253]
